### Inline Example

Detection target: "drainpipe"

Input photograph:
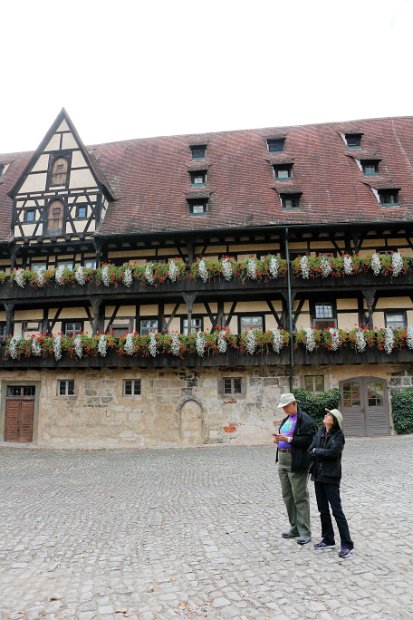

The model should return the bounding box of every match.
[284,228,294,391]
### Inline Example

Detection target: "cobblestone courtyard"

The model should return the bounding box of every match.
[0,436,412,620]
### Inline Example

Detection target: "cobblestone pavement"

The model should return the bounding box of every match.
[0,436,412,620]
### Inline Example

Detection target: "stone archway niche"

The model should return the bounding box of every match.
[179,398,204,445]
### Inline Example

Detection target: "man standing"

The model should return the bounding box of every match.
[273,392,314,545]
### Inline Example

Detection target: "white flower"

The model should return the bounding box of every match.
[145,263,154,285]
[384,327,394,355]
[305,327,316,352]
[321,256,332,278]
[406,326,413,350]
[271,327,284,353]
[101,265,111,287]
[53,335,62,360]
[75,266,86,286]
[8,336,19,359]
[329,328,340,351]
[74,334,83,359]
[15,269,26,288]
[355,328,366,353]
[168,260,179,283]
[371,253,382,276]
[98,334,108,357]
[196,331,205,356]
[31,338,42,357]
[247,257,257,280]
[124,333,135,356]
[391,252,404,278]
[246,329,256,355]
[217,330,227,353]
[149,332,157,357]
[343,255,353,275]
[36,268,46,287]
[123,267,133,287]
[221,258,233,281]
[171,332,181,356]
[269,256,279,279]
[198,258,209,283]
[300,255,310,279]
[55,266,65,285]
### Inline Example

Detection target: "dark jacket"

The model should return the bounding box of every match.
[276,410,314,471]
[308,426,345,482]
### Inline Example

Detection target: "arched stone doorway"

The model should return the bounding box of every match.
[178,398,204,445]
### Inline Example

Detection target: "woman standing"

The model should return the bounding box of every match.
[308,408,354,559]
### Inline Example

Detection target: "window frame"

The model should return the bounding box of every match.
[280,193,301,210]
[378,189,400,207]
[76,205,87,219]
[62,320,84,336]
[188,199,208,215]
[238,314,265,333]
[57,379,75,396]
[312,301,337,329]
[345,133,362,149]
[181,316,203,336]
[139,318,159,335]
[267,138,285,153]
[123,379,142,396]
[274,164,293,180]
[384,310,407,330]
[24,208,36,223]
[190,144,207,160]
[303,375,325,393]
[190,170,207,187]
[48,152,71,189]
[361,159,379,176]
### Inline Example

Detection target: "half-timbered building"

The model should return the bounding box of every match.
[1,110,413,447]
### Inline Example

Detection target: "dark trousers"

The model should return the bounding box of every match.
[314,481,353,549]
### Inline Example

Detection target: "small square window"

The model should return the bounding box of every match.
[267,138,285,153]
[58,380,75,396]
[24,209,36,222]
[190,171,207,187]
[63,321,83,336]
[280,193,301,209]
[379,189,399,206]
[190,145,207,160]
[304,375,325,392]
[313,303,337,329]
[274,164,292,180]
[123,379,141,396]
[361,160,379,176]
[58,261,74,270]
[188,199,208,215]
[76,205,87,219]
[0,163,10,180]
[345,133,362,148]
[84,260,96,269]
[223,377,242,395]
[31,263,47,272]
[239,316,264,331]
[140,319,159,335]
[385,311,406,329]
[182,317,203,335]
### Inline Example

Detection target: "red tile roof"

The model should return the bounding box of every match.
[1,116,413,241]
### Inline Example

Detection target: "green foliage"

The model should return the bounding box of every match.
[390,388,413,434]
[294,387,340,427]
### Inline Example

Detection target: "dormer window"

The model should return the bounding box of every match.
[274,164,293,180]
[24,208,36,223]
[190,145,207,160]
[188,199,208,215]
[49,154,70,187]
[361,160,379,176]
[0,163,10,181]
[267,138,285,153]
[280,192,301,210]
[190,171,207,187]
[379,189,399,206]
[345,133,362,149]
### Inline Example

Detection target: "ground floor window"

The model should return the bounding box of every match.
[222,377,242,395]
[304,375,325,392]
[123,379,141,396]
[58,380,75,396]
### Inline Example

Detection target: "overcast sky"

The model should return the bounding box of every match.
[1,0,412,153]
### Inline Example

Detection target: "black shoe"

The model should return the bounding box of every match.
[297,535,311,545]
[313,539,335,550]
[282,531,299,539]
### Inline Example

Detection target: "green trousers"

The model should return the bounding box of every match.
[278,451,311,537]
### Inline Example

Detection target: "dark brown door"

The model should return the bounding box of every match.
[5,386,35,442]
[340,377,390,437]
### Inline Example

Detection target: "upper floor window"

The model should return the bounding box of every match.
[188,199,208,215]
[47,200,64,234]
[84,259,96,269]
[280,193,301,210]
[57,261,74,270]
[274,164,293,180]
[267,138,285,153]
[239,315,264,332]
[24,208,36,222]
[379,189,399,206]
[50,156,69,187]
[385,311,406,329]
[312,302,337,329]
[190,145,206,160]
[182,317,203,335]
[140,319,159,335]
[345,133,362,148]
[76,205,87,219]
[62,321,83,336]
[31,263,47,272]
[190,171,207,187]
[361,160,379,176]
[0,322,6,339]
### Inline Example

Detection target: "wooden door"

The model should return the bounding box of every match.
[5,386,35,442]
[340,377,390,437]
